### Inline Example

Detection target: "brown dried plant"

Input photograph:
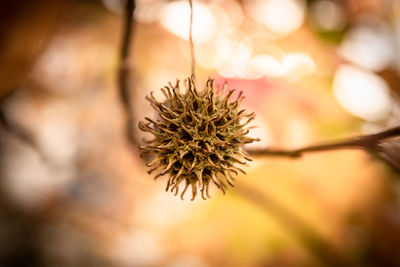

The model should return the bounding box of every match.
[139,77,259,200]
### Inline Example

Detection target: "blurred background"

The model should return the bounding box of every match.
[1,0,400,266]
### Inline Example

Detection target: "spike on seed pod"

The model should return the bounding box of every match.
[139,76,259,200]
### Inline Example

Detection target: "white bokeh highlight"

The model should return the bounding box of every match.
[245,0,306,37]
[160,1,216,44]
[339,23,394,71]
[333,65,392,121]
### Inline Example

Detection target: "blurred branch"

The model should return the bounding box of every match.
[247,126,400,159]
[237,183,361,267]
[0,90,46,161]
[118,0,137,146]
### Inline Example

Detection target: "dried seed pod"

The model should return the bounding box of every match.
[139,76,259,200]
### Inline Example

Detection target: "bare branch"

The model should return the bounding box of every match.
[0,91,47,161]
[247,126,400,158]
[118,0,137,146]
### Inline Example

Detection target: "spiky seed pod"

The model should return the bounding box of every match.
[139,76,259,200]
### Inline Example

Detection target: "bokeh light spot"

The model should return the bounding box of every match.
[245,0,306,37]
[160,1,216,44]
[333,65,392,121]
[310,0,346,31]
[339,23,394,71]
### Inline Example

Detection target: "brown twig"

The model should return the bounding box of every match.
[247,126,400,158]
[118,0,137,146]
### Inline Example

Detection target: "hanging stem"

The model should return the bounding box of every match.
[188,0,195,77]
[118,0,137,145]
[247,126,400,158]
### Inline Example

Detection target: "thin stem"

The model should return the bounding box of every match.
[118,0,137,145]
[188,0,195,77]
[247,126,400,158]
